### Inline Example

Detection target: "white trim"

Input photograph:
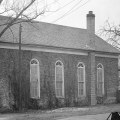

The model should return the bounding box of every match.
[0,43,119,57]
[77,62,86,97]
[55,60,64,98]
[95,54,118,58]
[0,43,88,56]
[97,63,104,96]
[30,58,40,98]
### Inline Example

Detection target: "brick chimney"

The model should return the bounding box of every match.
[86,11,95,49]
[87,11,95,34]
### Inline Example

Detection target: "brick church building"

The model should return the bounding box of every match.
[0,11,119,109]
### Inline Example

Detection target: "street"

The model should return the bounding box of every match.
[0,104,120,120]
[0,113,112,120]
[59,113,110,120]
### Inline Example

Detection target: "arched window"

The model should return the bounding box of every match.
[77,62,86,97]
[55,60,64,97]
[30,59,40,98]
[97,63,104,97]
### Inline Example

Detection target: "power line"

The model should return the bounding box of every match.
[52,0,90,23]
[52,0,84,23]
[46,0,78,12]
[40,0,79,19]
[63,0,90,18]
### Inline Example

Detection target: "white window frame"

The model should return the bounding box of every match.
[55,60,64,98]
[77,62,86,97]
[30,58,40,98]
[97,63,104,96]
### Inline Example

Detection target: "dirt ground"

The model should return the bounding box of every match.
[0,103,120,120]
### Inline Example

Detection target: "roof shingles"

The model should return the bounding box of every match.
[0,17,119,53]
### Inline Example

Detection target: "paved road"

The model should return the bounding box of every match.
[59,113,110,120]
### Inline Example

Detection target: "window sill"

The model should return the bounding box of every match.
[56,96,65,99]
[30,97,40,99]
[78,96,86,100]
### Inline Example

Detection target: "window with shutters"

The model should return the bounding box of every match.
[77,62,86,97]
[30,59,40,98]
[55,60,64,97]
[97,63,104,97]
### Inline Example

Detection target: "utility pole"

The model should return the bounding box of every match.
[19,24,22,111]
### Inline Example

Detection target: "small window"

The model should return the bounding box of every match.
[55,60,64,97]
[30,59,40,98]
[97,63,104,97]
[77,62,86,97]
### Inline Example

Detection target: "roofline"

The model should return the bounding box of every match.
[0,41,88,56]
[88,49,119,55]
[0,15,86,31]
[0,15,119,55]
[0,41,119,56]
[95,35,120,54]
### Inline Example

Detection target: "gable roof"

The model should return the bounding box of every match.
[0,16,119,54]
[94,35,119,53]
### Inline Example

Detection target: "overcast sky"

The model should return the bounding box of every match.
[37,0,120,33]
[1,0,120,33]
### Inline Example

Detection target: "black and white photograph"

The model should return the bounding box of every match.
[0,0,120,120]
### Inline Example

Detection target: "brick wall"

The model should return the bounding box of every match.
[32,51,89,108]
[0,48,118,109]
[95,56,118,104]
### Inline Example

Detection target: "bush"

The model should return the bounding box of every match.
[0,106,13,113]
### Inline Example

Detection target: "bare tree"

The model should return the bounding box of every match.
[0,0,48,38]
[0,0,90,38]
[0,0,49,111]
[99,20,120,49]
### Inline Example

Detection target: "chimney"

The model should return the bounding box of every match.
[87,11,96,105]
[86,11,95,49]
[87,11,95,34]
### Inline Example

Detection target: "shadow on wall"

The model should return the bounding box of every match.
[0,77,14,113]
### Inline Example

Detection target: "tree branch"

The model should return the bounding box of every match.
[0,0,3,4]
[0,0,36,38]
[98,20,120,49]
